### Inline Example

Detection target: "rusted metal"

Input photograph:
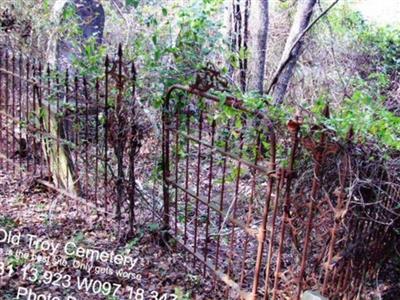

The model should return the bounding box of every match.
[5,51,9,171]
[104,55,109,216]
[11,54,16,174]
[0,47,139,227]
[203,119,216,275]
[296,110,328,299]
[128,61,137,233]
[240,131,260,287]
[32,61,38,175]
[161,77,400,300]
[83,77,89,197]
[18,55,23,178]
[193,108,204,268]
[94,79,100,207]
[174,106,180,236]
[166,178,257,237]
[263,167,283,300]
[162,82,171,229]
[0,50,3,167]
[45,63,51,178]
[322,144,350,294]
[64,68,70,187]
[272,118,300,300]
[251,130,276,300]
[227,128,244,281]
[183,115,191,243]
[26,59,30,172]
[1,47,398,300]
[164,81,282,299]
[215,120,230,270]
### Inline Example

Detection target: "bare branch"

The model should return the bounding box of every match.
[266,0,340,95]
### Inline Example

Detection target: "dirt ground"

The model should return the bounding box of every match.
[0,167,227,300]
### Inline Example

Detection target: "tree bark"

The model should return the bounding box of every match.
[43,0,104,195]
[248,0,269,95]
[233,0,245,91]
[272,0,316,105]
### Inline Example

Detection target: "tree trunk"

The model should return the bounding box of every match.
[43,0,104,195]
[41,105,81,194]
[248,0,269,95]
[272,0,316,105]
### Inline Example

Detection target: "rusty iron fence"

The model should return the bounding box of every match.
[0,45,140,230]
[0,46,399,299]
[161,69,400,299]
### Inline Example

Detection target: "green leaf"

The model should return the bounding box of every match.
[148,223,160,232]
[235,117,242,130]
[126,0,139,8]
[152,34,158,45]
[43,0,49,11]
[62,4,76,19]
[162,7,168,16]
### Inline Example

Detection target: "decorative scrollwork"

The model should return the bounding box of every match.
[190,62,228,93]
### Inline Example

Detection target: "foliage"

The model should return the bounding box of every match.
[71,37,107,77]
[358,25,400,74]
[0,215,17,230]
[109,0,226,106]
[11,0,220,88]
[0,0,53,57]
[313,91,400,150]
[310,5,400,151]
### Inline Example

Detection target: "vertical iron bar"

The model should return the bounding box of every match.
[5,51,9,171]
[115,45,124,220]
[183,114,191,244]
[174,107,180,236]
[55,69,60,188]
[203,119,216,275]
[193,108,204,266]
[0,50,3,165]
[240,131,261,289]
[46,64,51,176]
[251,130,276,300]
[227,127,245,281]
[83,77,90,197]
[104,55,109,216]
[65,69,69,187]
[94,79,99,207]
[38,62,43,178]
[65,69,70,141]
[264,167,283,300]
[74,76,79,187]
[129,61,137,233]
[296,108,329,300]
[25,59,30,172]
[322,153,349,294]
[215,120,231,270]
[162,89,171,229]
[32,61,37,175]
[11,54,16,174]
[17,56,24,173]
[272,119,301,300]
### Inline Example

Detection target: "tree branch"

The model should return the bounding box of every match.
[266,0,340,95]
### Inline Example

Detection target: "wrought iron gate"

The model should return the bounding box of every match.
[161,68,399,299]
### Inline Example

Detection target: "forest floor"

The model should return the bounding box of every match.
[0,167,227,300]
